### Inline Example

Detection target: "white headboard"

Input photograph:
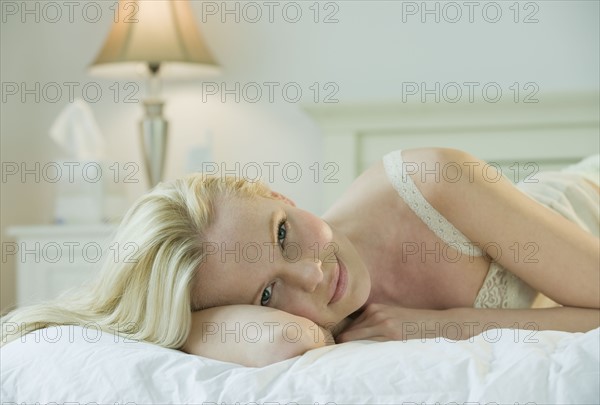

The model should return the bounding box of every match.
[304,93,599,209]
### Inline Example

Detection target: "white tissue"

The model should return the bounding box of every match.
[49,98,105,161]
[49,99,107,224]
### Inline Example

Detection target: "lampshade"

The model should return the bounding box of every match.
[89,0,220,78]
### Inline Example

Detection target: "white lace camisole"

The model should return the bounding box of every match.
[382,150,600,309]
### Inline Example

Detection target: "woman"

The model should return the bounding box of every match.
[2,148,599,367]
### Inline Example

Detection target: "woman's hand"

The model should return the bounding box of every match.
[336,303,452,343]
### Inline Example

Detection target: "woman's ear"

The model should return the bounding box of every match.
[270,191,296,207]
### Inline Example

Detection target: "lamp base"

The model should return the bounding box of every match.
[140,99,168,187]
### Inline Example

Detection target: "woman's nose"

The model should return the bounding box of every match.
[283,258,324,292]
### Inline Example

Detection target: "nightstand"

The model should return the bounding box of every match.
[6,224,117,307]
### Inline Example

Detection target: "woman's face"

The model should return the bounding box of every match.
[193,193,371,330]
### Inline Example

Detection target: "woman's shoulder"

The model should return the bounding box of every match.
[323,147,469,220]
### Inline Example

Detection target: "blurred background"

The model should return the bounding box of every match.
[1,0,599,313]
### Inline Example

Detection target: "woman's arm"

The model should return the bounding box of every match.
[338,149,600,343]
[337,303,600,342]
[402,148,600,309]
[181,305,334,367]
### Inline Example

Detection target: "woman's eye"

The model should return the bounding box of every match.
[277,219,287,248]
[260,284,273,306]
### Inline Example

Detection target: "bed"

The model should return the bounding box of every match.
[2,325,599,404]
[3,94,600,404]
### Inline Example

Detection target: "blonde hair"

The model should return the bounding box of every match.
[1,174,273,348]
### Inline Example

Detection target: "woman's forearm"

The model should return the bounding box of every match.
[444,306,600,340]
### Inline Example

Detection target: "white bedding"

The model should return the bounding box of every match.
[2,325,599,404]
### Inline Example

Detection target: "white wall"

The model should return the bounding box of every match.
[1,0,598,312]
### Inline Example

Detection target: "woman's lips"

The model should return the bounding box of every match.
[329,255,347,304]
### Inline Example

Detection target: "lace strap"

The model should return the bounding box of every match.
[383,150,483,257]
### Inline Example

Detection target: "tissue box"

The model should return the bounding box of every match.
[53,160,105,224]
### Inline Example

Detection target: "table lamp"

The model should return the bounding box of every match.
[89,0,219,187]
